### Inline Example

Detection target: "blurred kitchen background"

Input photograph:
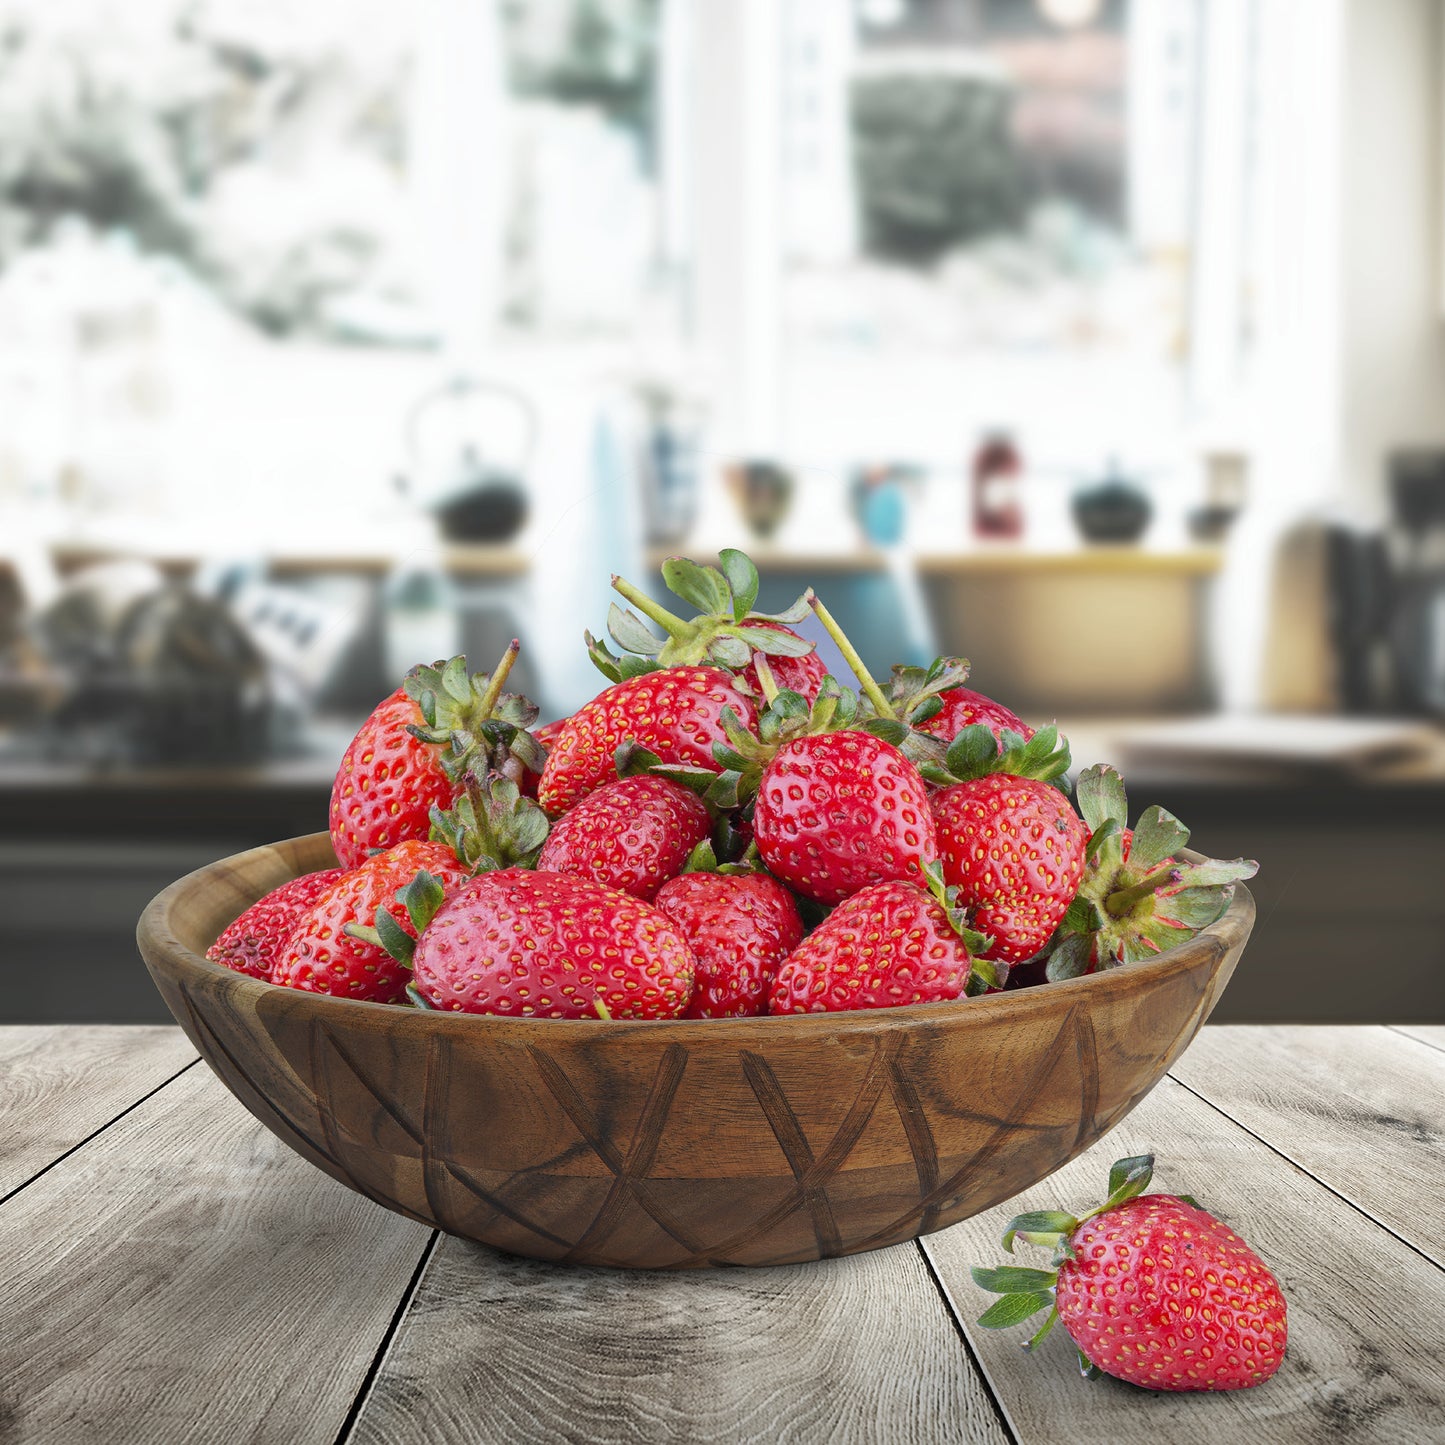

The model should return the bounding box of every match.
[2,0,1443,1024]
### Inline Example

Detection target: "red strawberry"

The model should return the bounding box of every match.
[408,869,695,1019]
[752,730,937,904]
[932,773,1088,964]
[768,876,985,1014]
[537,666,756,816]
[653,871,803,1017]
[206,867,346,980]
[916,686,1034,745]
[536,774,711,900]
[974,1154,1288,1392]
[329,686,455,870]
[272,840,473,1003]
[329,648,541,869]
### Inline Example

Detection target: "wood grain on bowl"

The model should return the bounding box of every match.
[136,833,1255,1269]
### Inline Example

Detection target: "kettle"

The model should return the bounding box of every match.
[399,376,538,543]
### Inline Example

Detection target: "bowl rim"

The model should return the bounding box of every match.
[139,831,1255,1041]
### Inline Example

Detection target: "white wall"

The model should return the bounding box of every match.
[1340,0,1445,515]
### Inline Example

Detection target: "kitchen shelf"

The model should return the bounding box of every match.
[644,543,1224,577]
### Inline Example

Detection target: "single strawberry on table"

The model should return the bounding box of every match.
[272,839,474,1004]
[206,867,346,980]
[536,772,712,901]
[653,866,803,1017]
[973,1153,1288,1391]
[768,864,997,1014]
[378,866,696,1019]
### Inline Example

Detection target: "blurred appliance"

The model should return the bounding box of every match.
[34,566,272,763]
[1261,521,1395,714]
[399,376,536,543]
[1071,457,1152,544]
[1389,449,1445,714]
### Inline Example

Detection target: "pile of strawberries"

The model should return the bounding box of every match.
[209,550,1257,1022]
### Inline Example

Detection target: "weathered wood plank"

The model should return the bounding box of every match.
[922,1074,1445,1445]
[1168,1025,1445,1266]
[0,1063,433,1445]
[345,1236,1012,1445]
[0,1025,197,1198]
[1390,1025,1445,1053]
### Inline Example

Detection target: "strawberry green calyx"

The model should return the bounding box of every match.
[921,722,1073,790]
[874,656,974,726]
[429,770,551,874]
[589,550,818,680]
[343,867,449,969]
[679,835,768,878]
[972,1153,1158,1358]
[1045,765,1258,980]
[403,644,548,787]
[804,601,994,774]
[710,674,866,808]
[917,859,1001,992]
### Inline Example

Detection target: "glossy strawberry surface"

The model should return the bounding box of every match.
[273,840,473,1003]
[915,686,1034,745]
[537,774,711,900]
[653,871,804,1017]
[329,688,457,869]
[738,621,830,704]
[1057,1194,1288,1391]
[932,774,1087,963]
[752,731,937,904]
[410,869,695,1019]
[537,667,757,816]
[206,867,347,980]
[768,879,973,1014]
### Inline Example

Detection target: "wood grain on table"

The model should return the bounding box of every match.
[1,1025,1442,1445]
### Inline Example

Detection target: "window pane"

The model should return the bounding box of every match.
[780,0,1199,477]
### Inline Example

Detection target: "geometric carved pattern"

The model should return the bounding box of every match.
[142,832,1246,1269]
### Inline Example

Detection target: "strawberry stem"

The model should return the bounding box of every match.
[475,639,521,717]
[752,652,781,703]
[611,574,693,640]
[1104,874,1171,918]
[808,592,895,718]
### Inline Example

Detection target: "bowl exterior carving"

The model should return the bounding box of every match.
[138,833,1253,1269]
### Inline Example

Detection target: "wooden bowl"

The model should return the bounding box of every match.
[138,833,1254,1270]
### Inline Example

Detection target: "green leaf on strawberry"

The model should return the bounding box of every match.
[595,554,823,698]
[1044,765,1258,977]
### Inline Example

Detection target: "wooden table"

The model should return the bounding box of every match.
[3,1024,1443,1444]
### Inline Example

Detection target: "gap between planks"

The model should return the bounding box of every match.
[1164,1065,1445,1279]
[914,1237,1022,1445]
[0,1055,201,1211]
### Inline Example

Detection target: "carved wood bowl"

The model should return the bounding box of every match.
[138,832,1255,1270]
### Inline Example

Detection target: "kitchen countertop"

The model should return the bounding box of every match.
[2,1024,1442,1443]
